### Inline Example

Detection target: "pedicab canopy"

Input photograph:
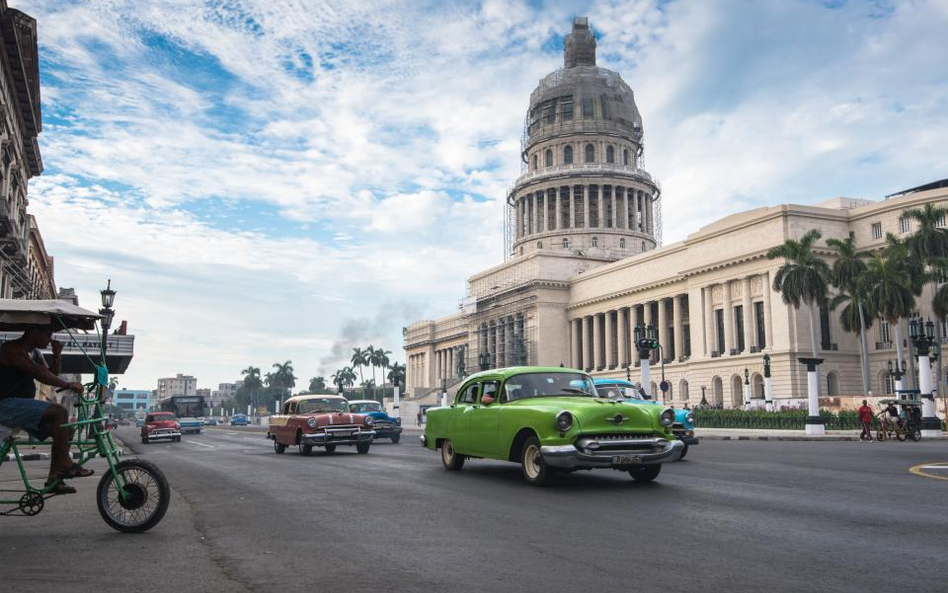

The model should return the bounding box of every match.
[0,299,101,331]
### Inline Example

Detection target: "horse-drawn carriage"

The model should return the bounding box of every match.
[875,398,923,442]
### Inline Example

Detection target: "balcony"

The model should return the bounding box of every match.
[512,162,657,192]
[875,341,892,350]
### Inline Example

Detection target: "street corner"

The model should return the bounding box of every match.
[909,462,948,481]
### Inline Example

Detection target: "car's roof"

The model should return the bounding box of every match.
[346,399,381,405]
[593,378,634,386]
[461,366,587,383]
[285,394,346,404]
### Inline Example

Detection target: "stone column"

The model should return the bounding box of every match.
[704,285,714,356]
[583,185,590,229]
[658,298,668,362]
[673,294,683,362]
[555,187,562,231]
[646,193,653,235]
[604,310,615,369]
[742,277,753,351]
[597,186,604,229]
[618,307,628,369]
[611,187,619,229]
[571,318,581,368]
[569,186,576,229]
[532,193,539,235]
[723,282,733,354]
[763,271,773,349]
[592,313,603,370]
[582,316,592,371]
[617,187,627,230]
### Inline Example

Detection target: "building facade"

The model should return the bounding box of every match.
[211,382,237,407]
[156,373,198,401]
[403,17,948,410]
[112,389,151,412]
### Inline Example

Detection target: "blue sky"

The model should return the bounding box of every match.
[19,0,948,391]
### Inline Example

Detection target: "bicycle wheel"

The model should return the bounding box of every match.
[96,459,170,533]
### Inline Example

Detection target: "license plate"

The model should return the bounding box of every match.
[612,454,642,465]
[332,431,355,437]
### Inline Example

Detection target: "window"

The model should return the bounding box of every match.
[715,309,725,354]
[600,95,611,119]
[899,217,911,234]
[537,241,543,249]
[591,236,598,247]
[533,154,538,171]
[564,145,573,164]
[642,241,646,251]
[582,97,594,119]
[871,222,882,240]
[545,149,553,167]
[938,214,947,228]
[458,383,479,404]
[482,381,500,402]
[542,99,556,123]
[562,238,569,249]
[623,149,630,166]
[882,373,894,395]
[619,238,626,248]
[754,301,766,348]
[879,320,891,343]
[562,97,574,121]
[819,302,832,348]
[734,305,745,352]
[606,146,614,163]
[584,144,595,163]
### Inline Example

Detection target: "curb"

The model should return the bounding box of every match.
[700,435,859,442]
[4,448,126,462]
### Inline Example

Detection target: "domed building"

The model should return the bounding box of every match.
[403,17,948,428]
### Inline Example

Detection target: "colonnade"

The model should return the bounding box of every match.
[515,184,654,240]
[407,352,428,393]
[570,274,775,372]
[433,345,464,384]
[477,313,527,369]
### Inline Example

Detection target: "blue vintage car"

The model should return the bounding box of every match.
[347,400,402,443]
[230,414,250,426]
[594,378,698,459]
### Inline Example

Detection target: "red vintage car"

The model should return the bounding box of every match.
[141,412,181,444]
[267,395,375,455]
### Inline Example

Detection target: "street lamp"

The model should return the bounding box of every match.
[478,351,491,372]
[699,385,708,407]
[762,353,774,405]
[743,367,751,407]
[441,378,447,408]
[634,323,659,398]
[887,359,906,393]
[908,317,943,438]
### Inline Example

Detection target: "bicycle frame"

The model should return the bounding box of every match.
[1,383,129,515]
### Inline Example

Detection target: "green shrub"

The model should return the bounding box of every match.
[692,408,885,430]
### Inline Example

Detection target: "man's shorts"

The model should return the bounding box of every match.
[0,398,54,441]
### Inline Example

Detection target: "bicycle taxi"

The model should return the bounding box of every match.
[0,298,169,531]
[875,397,923,442]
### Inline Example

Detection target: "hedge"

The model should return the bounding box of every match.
[690,408,948,430]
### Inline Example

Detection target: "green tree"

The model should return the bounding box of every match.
[308,376,328,394]
[331,366,357,394]
[271,360,297,400]
[370,347,392,401]
[766,229,831,357]
[350,347,368,396]
[826,232,873,393]
[862,250,916,375]
[387,362,405,390]
[240,366,263,410]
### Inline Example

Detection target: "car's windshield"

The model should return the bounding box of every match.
[349,402,383,414]
[297,398,349,414]
[148,414,175,422]
[503,372,596,401]
[596,384,646,401]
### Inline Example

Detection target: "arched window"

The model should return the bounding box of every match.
[532,154,538,170]
[619,238,625,248]
[623,149,630,166]
[537,241,543,249]
[545,149,553,167]
[562,238,569,249]
[584,144,595,163]
[641,241,646,251]
[606,146,614,163]
[564,145,573,164]
[591,236,598,248]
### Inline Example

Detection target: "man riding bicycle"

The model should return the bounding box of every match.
[0,326,92,494]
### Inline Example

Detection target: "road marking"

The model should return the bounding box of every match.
[909,462,948,481]
[186,440,217,449]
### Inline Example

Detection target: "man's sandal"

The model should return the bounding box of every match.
[44,478,77,495]
[59,463,95,479]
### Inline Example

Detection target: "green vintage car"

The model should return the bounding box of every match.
[421,366,683,485]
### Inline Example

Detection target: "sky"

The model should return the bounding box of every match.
[18,0,948,392]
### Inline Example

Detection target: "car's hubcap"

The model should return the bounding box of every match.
[443,442,454,462]
[524,444,541,479]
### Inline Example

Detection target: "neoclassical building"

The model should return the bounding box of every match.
[404,17,948,411]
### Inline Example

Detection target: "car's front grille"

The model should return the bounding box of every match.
[581,432,653,440]
[374,422,393,429]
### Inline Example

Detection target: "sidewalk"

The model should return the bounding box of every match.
[3,431,128,462]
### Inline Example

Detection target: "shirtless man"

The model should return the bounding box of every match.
[0,326,91,494]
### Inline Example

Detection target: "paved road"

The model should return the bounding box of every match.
[4,428,947,592]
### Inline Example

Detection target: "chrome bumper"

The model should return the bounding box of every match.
[540,437,684,469]
[300,430,375,446]
[145,430,180,439]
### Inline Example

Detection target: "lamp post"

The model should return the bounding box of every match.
[763,353,774,406]
[887,359,906,393]
[478,351,491,372]
[743,367,751,408]
[99,279,116,354]
[909,318,943,438]
[634,323,658,397]
[699,385,708,408]
[798,357,825,435]
[441,378,447,408]
[392,370,401,423]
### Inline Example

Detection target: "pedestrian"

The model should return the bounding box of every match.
[417,409,423,426]
[857,399,873,441]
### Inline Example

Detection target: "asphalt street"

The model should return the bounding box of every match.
[3,427,947,593]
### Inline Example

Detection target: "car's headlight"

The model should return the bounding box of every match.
[685,412,695,425]
[365,416,375,426]
[556,411,573,431]
[395,417,401,426]
[307,418,318,429]
[660,408,675,427]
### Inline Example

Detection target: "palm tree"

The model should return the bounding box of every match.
[904,203,948,393]
[309,376,327,393]
[350,347,369,395]
[241,366,263,411]
[882,233,927,387]
[271,360,296,400]
[766,229,831,357]
[826,232,873,393]
[387,362,405,389]
[370,347,392,401]
[862,252,915,376]
[331,366,357,395]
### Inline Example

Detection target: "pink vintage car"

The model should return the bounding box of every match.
[267,395,375,455]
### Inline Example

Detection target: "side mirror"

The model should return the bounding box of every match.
[481,395,495,406]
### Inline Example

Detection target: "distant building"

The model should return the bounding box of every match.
[157,374,197,401]
[211,382,236,407]
[112,389,151,412]
[196,387,211,404]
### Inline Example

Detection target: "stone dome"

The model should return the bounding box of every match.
[522,17,644,157]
